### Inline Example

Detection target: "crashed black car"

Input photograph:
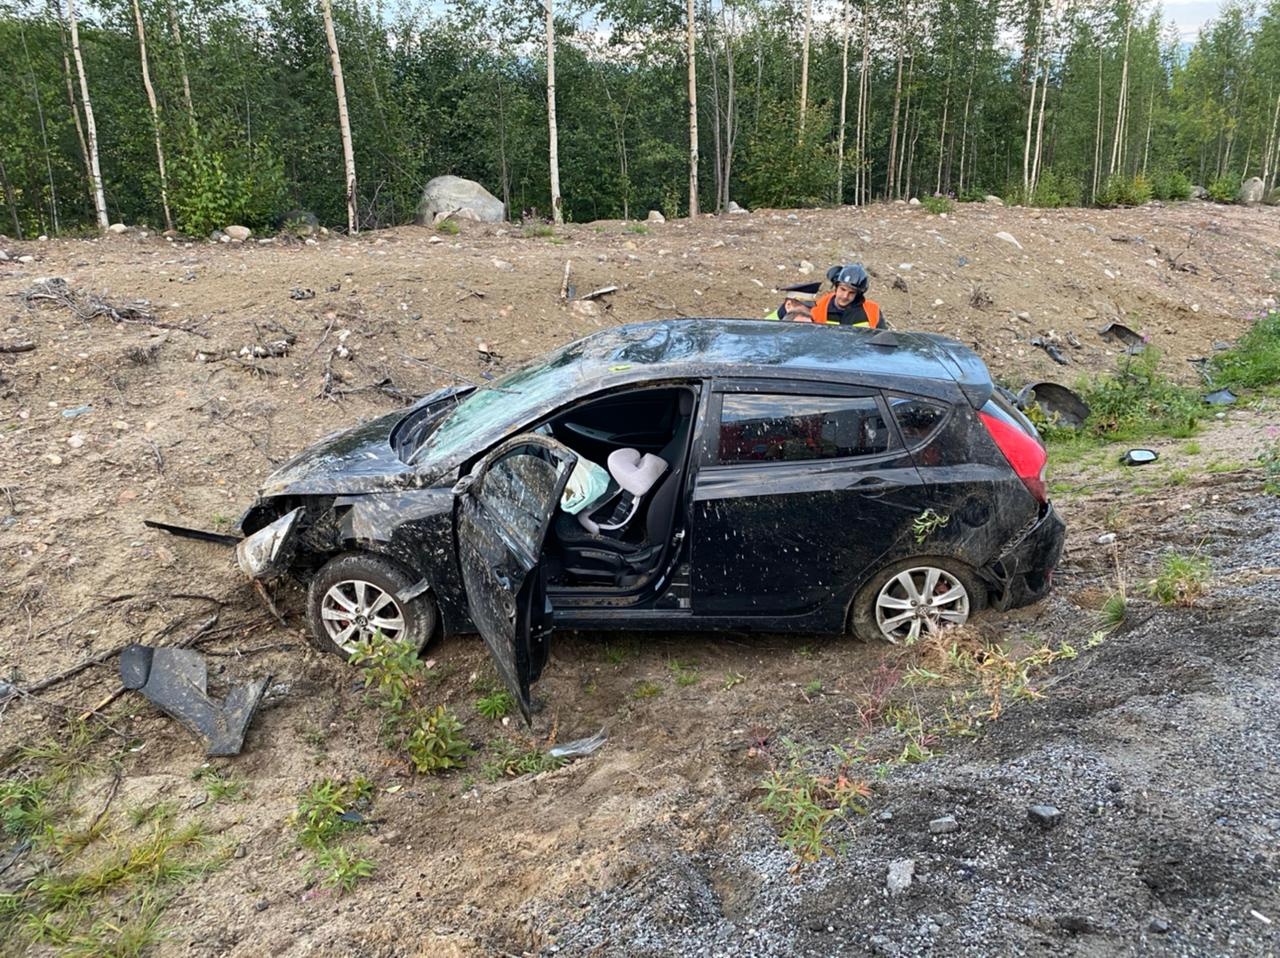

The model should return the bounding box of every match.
[232,319,1064,719]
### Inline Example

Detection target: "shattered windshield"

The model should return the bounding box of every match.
[412,344,584,466]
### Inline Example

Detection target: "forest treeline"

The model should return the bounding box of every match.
[1,0,1278,237]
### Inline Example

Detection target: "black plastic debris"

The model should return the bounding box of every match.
[1030,337,1069,365]
[120,644,270,756]
[1203,388,1237,406]
[1120,449,1159,466]
[1098,321,1145,349]
[1017,381,1090,428]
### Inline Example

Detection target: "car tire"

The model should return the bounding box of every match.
[850,556,986,645]
[305,552,437,659]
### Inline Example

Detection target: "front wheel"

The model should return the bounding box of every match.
[305,552,437,658]
[851,557,985,644]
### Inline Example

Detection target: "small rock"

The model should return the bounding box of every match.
[66,434,85,449]
[1028,804,1062,828]
[984,194,1004,206]
[1213,340,1231,351]
[18,255,33,263]
[932,299,944,307]
[0,250,8,261]
[218,233,230,244]
[428,235,443,244]
[908,197,921,206]
[798,259,815,274]
[1096,532,1117,545]
[37,234,48,241]
[1015,310,1031,323]
[107,222,128,234]
[1057,915,1099,935]
[61,404,93,419]
[187,792,208,810]
[646,210,665,223]
[45,453,62,466]
[233,844,247,859]
[1190,303,1200,313]
[928,815,958,835]
[224,225,252,241]
[726,200,748,214]
[994,231,1023,250]
[255,899,269,912]
[491,258,515,272]
[1148,918,1171,934]
[877,809,893,822]
[571,300,599,318]
[886,859,915,895]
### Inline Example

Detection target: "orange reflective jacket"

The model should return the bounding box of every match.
[812,293,881,328]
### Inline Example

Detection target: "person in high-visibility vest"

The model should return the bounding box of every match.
[764,282,821,322]
[812,264,884,328]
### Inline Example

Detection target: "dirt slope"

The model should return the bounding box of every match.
[1,201,1278,957]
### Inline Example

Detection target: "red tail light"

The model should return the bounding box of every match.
[980,410,1049,503]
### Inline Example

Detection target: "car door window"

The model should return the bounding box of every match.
[477,448,565,558]
[888,396,950,447]
[718,394,892,463]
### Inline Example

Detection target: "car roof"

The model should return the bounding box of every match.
[563,319,993,406]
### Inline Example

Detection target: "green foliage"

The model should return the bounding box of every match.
[758,743,869,862]
[522,223,555,238]
[292,777,374,850]
[1077,350,1203,440]
[1151,170,1193,201]
[191,768,245,803]
[911,508,950,544]
[401,705,470,773]
[1207,172,1242,203]
[349,630,428,716]
[1258,433,1280,494]
[632,680,663,699]
[435,218,461,235]
[740,101,838,208]
[1210,311,1280,389]
[1100,591,1127,629]
[474,689,515,720]
[171,140,287,236]
[668,660,700,687]
[1147,554,1210,606]
[1096,172,1153,207]
[626,223,648,234]
[480,740,566,782]
[1032,169,1084,208]
[313,846,375,894]
[920,194,954,214]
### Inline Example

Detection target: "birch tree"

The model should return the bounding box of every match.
[131,0,172,229]
[546,0,563,223]
[687,0,698,216]
[321,0,357,232]
[836,0,851,201]
[798,0,812,131]
[65,0,107,228]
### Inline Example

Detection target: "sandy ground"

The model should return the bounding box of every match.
[1,200,1278,956]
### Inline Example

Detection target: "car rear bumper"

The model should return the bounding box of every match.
[982,501,1065,611]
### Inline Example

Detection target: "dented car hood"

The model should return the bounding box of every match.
[258,386,466,497]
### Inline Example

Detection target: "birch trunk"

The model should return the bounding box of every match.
[1030,56,1049,192]
[896,52,915,196]
[165,0,196,134]
[837,0,851,202]
[131,0,173,230]
[1141,82,1155,174]
[67,0,108,229]
[543,0,563,222]
[322,0,357,232]
[957,54,975,194]
[934,44,953,195]
[886,25,905,197]
[1265,89,1280,191]
[721,1,737,211]
[798,0,812,132]
[1109,14,1131,177]
[1022,0,1045,195]
[857,6,870,204]
[52,1,94,203]
[687,0,699,216]
[1092,44,1103,199]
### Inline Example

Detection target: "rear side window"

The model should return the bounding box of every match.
[719,394,891,463]
[889,396,950,446]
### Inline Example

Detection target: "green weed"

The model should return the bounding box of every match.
[292,777,374,850]
[523,224,554,238]
[474,690,515,720]
[1100,591,1127,630]
[722,672,746,691]
[313,845,375,894]
[401,705,470,773]
[1259,432,1280,493]
[1211,311,1280,389]
[435,218,460,236]
[911,508,950,543]
[758,743,870,862]
[479,740,566,783]
[632,680,663,700]
[626,223,648,234]
[1147,553,1211,606]
[920,195,954,214]
[1182,440,1201,455]
[668,660,700,687]
[192,768,245,803]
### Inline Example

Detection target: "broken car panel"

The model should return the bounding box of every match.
[223,319,1065,721]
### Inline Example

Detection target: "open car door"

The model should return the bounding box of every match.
[454,434,578,723]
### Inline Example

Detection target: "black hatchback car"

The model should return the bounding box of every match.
[232,319,1064,719]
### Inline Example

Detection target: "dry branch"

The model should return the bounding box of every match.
[21,278,206,337]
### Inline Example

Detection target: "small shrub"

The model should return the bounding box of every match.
[957,185,989,203]
[480,740,566,782]
[401,706,470,773]
[1096,173,1153,207]
[522,224,554,238]
[759,744,870,862]
[1207,172,1241,204]
[1032,168,1083,208]
[313,845,375,894]
[920,195,954,214]
[1100,591,1127,630]
[1147,554,1210,606]
[1151,170,1193,201]
[1078,350,1203,440]
[632,680,663,699]
[435,218,460,236]
[1258,431,1280,493]
[668,660,700,687]
[1211,310,1280,389]
[626,223,648,234]
[349,630,427,717]
[474,690,515,720]
[293,777,374,850]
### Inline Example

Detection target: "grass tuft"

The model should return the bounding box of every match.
[1147,553,1211,606]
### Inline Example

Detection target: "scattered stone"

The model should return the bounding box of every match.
[646,210,665,223]
[491,258,515,272]
[233,844,247,859]
[984,194,1004,206]
[1028,804,1062,828]
[928,815,958,835]
[61,404,93,419]
[1056,915,1100,935]
[255,899,269,912]
[1015,310,1031,323]
[727,200,749,214]
[107,223,128,234]
[994,231,1023,250]
[1148,918,1171,934]
[798,259,815,274]
[18,255,33,263]
[892,276,909,292]
[1191,184,1207,199]
[1241,176,1265,205]
[877,809,893,822]
[0,250,7,261]
[1096,532,1117,545]
[224,225,252,241]
[886,859,915,895]
[909,197,921,206]
[66,434,85,449]
[187,792,209,810]
[45,453,62,466]
[37,234,48,241]
[571,300,600,318]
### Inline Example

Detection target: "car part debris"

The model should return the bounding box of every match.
[1030,337,1069,365]
[1097,321,1145,348]
[144,518,241,546]
[1016,382,1090,428]
[1120,449,1159,466]
[235,507,303,578]
[547,728,607,760]
[1203,388,1237,406]
[120,644,270,756]
[289,287,315,301]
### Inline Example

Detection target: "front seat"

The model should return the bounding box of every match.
[554,395,693,585]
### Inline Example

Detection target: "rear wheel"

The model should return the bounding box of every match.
[305,553,437,658]
[851,557,985,644]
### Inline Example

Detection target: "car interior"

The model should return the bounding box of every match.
[538,386,697,592]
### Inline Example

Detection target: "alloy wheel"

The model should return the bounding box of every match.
[319,578,407,653]
[874,566,971,644]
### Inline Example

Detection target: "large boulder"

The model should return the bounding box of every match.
[416,175,505,225]
[1242,176,1265,205]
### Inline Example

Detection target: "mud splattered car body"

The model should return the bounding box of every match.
[234,319,1064,718]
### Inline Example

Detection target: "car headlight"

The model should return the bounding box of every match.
[235,507,302,579]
